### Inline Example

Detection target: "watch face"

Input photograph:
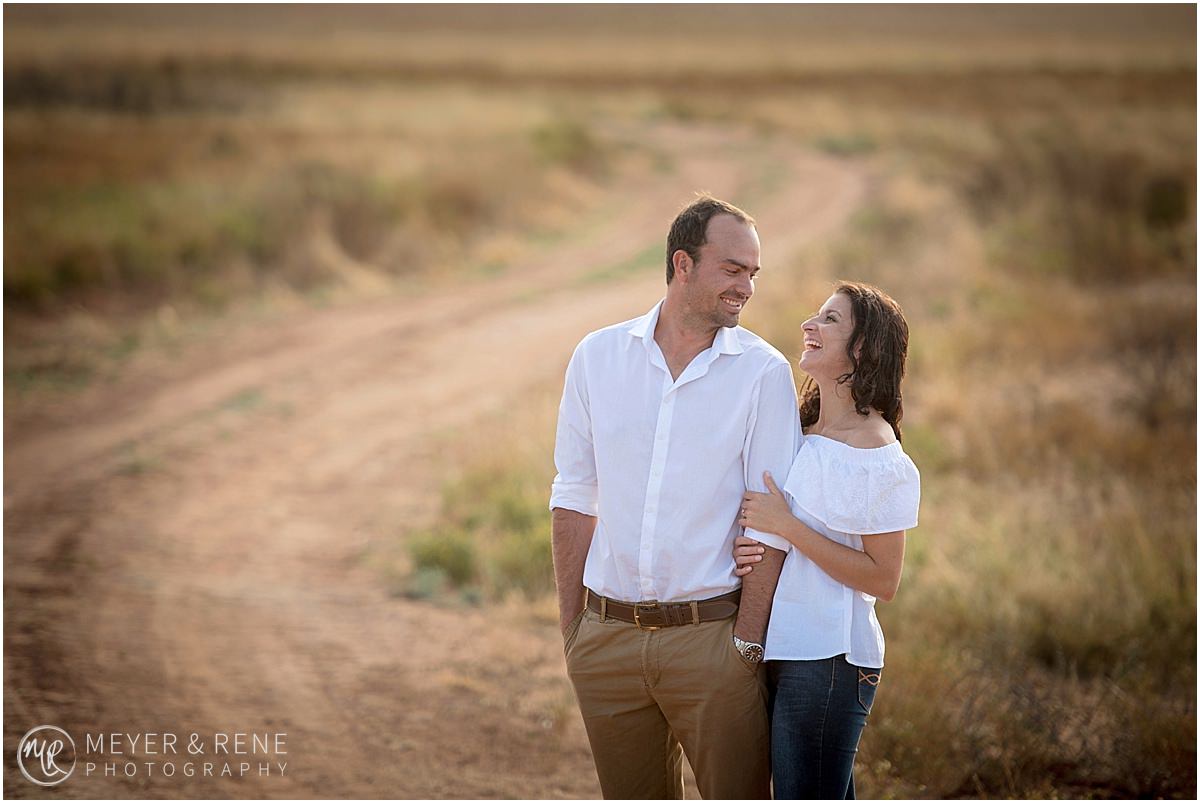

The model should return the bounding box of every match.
[746,644,764,663]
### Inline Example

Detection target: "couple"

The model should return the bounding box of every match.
[549,196,920,800]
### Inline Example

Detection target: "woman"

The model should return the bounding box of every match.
[735,281,920,800]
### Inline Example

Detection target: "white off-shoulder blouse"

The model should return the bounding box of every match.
[763,433,921,668]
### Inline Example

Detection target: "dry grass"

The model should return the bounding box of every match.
[4,5,1194,73]
[3,76,615,396]
[3,100,608,313]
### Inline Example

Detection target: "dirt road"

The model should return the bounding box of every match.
[4,126,866,799]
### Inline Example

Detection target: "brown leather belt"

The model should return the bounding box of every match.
[585,588,740,629]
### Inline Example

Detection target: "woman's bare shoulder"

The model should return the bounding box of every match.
[842,413,898,449]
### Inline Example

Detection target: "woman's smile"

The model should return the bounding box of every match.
[798,292,854,376]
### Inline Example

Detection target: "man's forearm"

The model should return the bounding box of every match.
[551,507,597,633]
[734,544,785,643]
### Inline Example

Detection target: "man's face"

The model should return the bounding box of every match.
[679,214,761,329]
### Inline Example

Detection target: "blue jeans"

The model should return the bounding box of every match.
[767,655,882,800]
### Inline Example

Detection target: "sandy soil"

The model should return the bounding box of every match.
[4,126,866,799]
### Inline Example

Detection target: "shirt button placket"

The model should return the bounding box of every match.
[639,383,674,600]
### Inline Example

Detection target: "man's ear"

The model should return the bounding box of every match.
[672,249,693,281]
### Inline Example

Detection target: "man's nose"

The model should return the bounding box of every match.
[737,274,754,298]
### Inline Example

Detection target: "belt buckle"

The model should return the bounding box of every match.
[633,600,661,630]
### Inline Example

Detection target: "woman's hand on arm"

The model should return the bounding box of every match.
[738,472,800,539]
[733,535,766,577]
[737,472,906,600]
[734,471,794,577]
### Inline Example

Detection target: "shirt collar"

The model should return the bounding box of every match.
[713,321,745,355]
[627,300,662,342]
[627,299,745,356]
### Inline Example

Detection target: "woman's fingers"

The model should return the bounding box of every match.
[734,542,765,569]
[763,471,783,495]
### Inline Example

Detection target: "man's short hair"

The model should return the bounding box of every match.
[665,195,756,284]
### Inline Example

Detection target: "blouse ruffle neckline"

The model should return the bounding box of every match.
[781,432,920,535]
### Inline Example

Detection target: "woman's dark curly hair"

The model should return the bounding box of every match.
[798,281,910,441]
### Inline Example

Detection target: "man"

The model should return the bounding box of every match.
[549,196,797,799]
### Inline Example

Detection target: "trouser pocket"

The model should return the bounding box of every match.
[720,617,760,675]
[562,608,586,655]
[856,667,882,715]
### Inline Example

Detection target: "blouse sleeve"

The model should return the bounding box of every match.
[784,444,920,535]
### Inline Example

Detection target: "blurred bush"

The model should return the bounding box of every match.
[4,98,611,316]
[531,117,608,175]
[949,122,1195,284]
[407,529,478,588]
[4,59,253,114]
[404,457,555,602]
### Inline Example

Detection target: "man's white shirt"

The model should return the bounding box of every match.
[550,299,801,603]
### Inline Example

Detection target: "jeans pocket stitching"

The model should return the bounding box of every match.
[856,668,881,714]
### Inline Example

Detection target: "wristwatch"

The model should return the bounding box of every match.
[733,635,764,664]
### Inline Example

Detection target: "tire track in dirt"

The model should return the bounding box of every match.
[4,126,866,799]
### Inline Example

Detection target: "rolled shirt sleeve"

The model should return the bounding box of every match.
[549,341,599,516]
[742,361,802,552]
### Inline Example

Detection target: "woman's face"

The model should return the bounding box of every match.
[798,293,855,379]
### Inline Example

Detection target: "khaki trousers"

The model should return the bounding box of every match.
[563,604,771,799]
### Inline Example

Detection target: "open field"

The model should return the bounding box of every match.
[4,5,1196,798]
